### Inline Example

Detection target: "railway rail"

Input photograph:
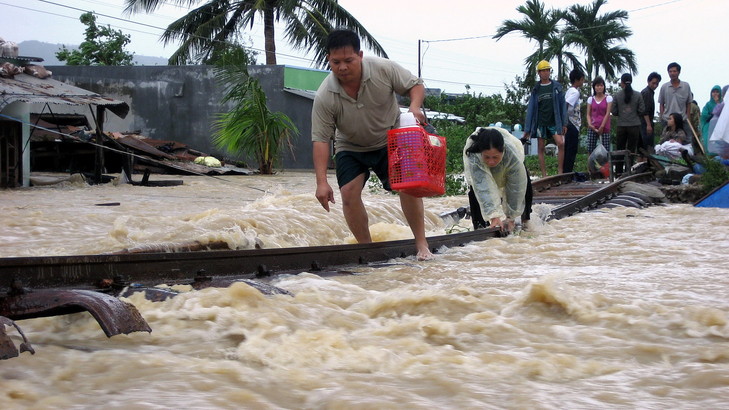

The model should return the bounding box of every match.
[0,172,660,359]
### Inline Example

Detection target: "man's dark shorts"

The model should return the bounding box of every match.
[536,125,559,140]
[335,147,392,191]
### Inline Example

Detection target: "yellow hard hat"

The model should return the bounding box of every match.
[536,60,552,71]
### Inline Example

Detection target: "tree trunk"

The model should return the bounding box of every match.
[263,3,276,65]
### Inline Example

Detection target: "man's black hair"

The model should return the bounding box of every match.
[647,71,662,83]
[667,62,681,72]
[465,128,505,154]
[326,29,360,53]
[569,68,585,84]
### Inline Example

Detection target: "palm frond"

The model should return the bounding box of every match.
[212,74,298,174]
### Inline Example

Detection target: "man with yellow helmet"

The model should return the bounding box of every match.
[536,60,551,72]
[523,60,568,177]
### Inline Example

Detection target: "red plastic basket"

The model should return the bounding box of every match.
[387,125,446,197]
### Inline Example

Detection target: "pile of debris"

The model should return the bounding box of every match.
[0,37,51,79]
[105,131,255,177]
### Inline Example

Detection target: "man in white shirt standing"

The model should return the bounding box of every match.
[564,68,585,173]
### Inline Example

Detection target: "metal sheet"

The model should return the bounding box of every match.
[0,73,129,118]
[0,289,151,337]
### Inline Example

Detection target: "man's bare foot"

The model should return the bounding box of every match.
[417,248,434,261]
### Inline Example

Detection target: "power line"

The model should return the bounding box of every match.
[423,78,503,89]
[1,1,514,93]
[7,0,317,66]
[7,0,501,90]
[420,0,686,43]
[11,0,681,93]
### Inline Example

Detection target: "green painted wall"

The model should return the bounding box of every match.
[284,66,329,91]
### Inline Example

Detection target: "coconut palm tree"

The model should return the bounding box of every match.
[524,32,584,86]
[562,0,637,81]
[493,0,562,63]
[212,61,298,174]
[124,0,387,67]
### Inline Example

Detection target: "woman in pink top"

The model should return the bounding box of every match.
[586,76,613,155]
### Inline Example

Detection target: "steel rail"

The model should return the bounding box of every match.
[549,172,654,220]
[0,227,503,293]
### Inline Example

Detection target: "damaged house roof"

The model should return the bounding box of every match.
[0,73,129,118]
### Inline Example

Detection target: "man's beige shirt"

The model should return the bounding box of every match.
[311,56,423,152]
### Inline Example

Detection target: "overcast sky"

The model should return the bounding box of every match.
[2,0,727,108]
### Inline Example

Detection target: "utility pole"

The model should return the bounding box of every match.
[417,39,421,78]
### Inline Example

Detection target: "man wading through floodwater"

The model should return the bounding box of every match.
[311,29,433,261]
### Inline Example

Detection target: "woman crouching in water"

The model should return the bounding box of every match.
[464,127,533,233]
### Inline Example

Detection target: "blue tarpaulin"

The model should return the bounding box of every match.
[695,181,729,208]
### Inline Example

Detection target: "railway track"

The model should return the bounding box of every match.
[0,171,661,359]
[441,171,658,225]
[534,172,658,219]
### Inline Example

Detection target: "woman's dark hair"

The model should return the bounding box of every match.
[465,128,505,154]
[326,29,360,53]
[621,73,633,104]
[592,76,606,96]
[569,68,585,84]
[669,112,684,131]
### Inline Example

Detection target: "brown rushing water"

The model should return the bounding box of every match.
[1,171,728,409]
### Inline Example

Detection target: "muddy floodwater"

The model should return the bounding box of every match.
[2,171,729,409]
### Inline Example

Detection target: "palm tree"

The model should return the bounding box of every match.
[124,0,387,67]
[212,62,298,174]
[493,0,562,63]
[525,32,584,86]
[562,0,637,81]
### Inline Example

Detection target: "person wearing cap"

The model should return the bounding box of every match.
[611,73,649,175]
[463,127,532,234]
[311,29,433,261]
[523,60,568,177]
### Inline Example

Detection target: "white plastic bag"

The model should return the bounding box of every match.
[709,104,729,158]
[588,143,608,174]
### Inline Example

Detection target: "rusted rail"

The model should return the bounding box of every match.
[549,172,655,219]
[0,172,659,359]
[0,228,503,293]
[441,172,656,223]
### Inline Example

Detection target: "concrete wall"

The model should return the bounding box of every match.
[48,65,314,170]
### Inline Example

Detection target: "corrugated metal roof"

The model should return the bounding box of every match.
[0,73,129,118]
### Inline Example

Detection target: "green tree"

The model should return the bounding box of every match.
[527,32,584,86]
[493,0,562,84]
[563,0,637,81]
[124,0,386,67]
[212,60,298,174]
[200,34,258,66]
[56,12,135,66]
[502,75,531,125]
